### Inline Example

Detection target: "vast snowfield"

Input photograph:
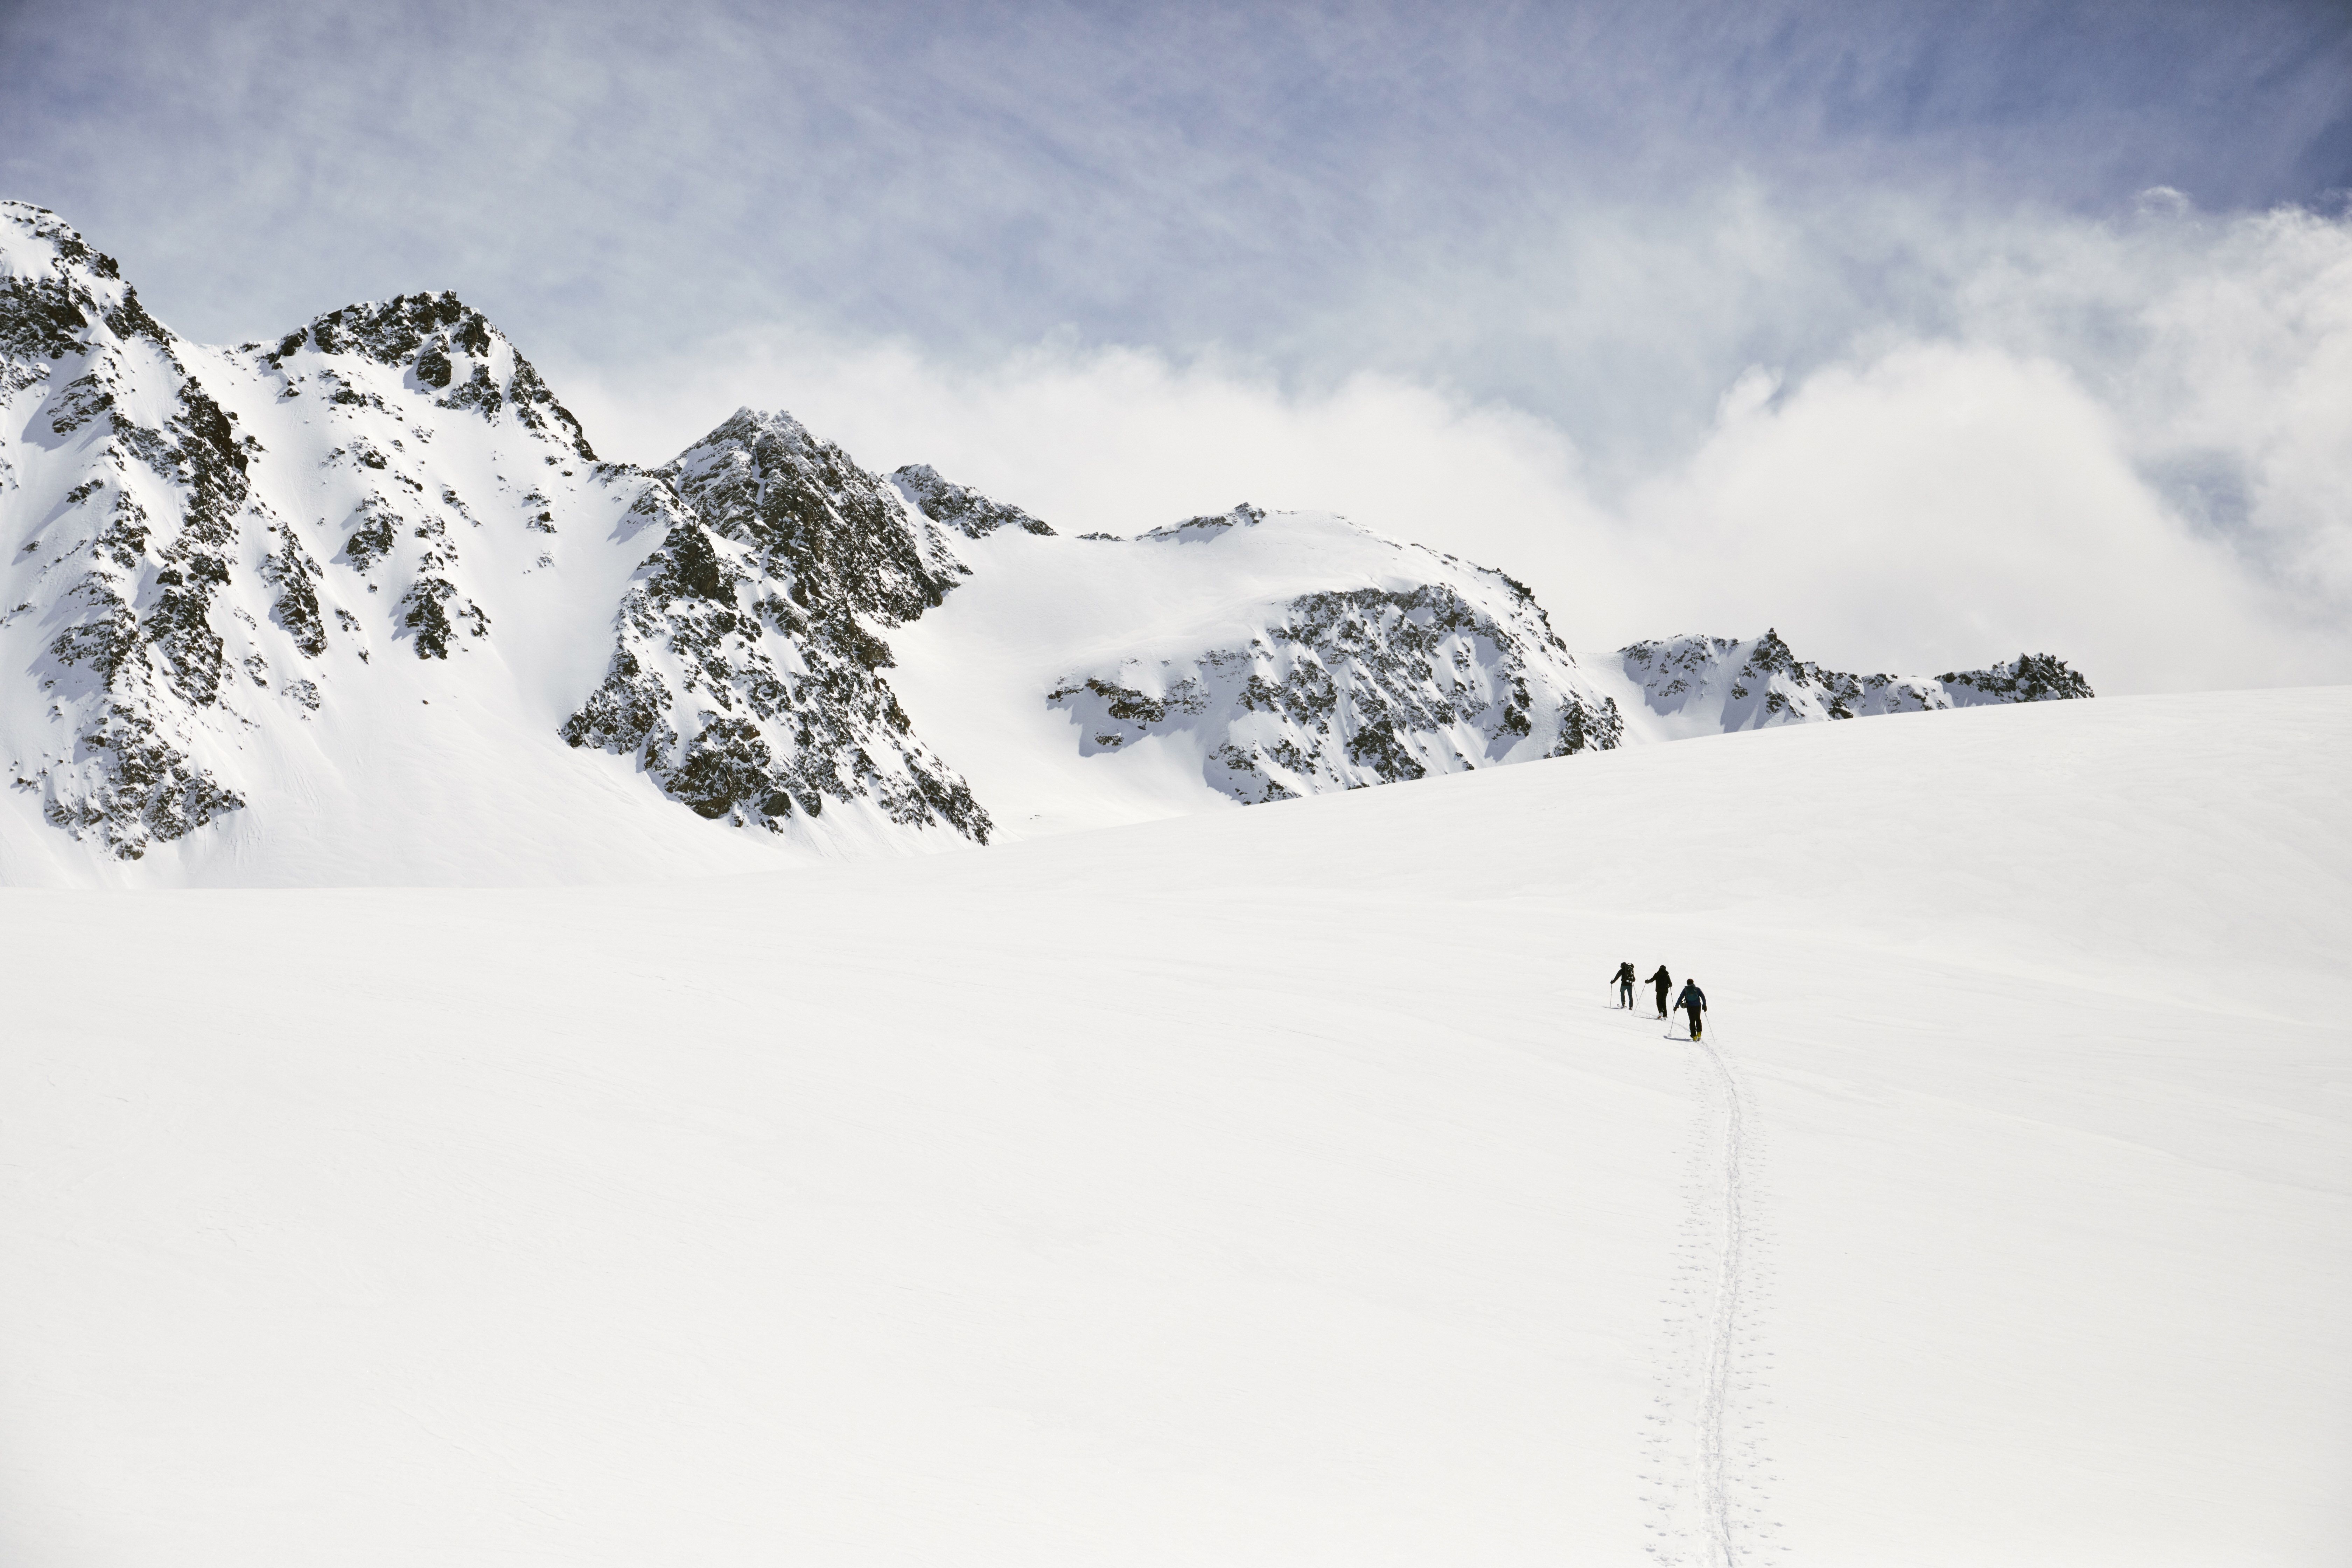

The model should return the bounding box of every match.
[4,687,2347,1566]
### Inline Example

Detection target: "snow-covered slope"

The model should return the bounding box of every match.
[0,204,994,883]
[1,201,2089,884]
[883,496,1623,835]
[3,688,2343,1566]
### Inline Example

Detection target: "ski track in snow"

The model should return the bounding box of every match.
[1649,1018,1778,1565]
[1693,1031,1747,1565]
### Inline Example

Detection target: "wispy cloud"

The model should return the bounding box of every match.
[6,0,2344,361]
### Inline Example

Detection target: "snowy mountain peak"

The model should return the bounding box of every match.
[1,204,658,862]
[558,407,991,841]
[890,463,1056,538]
[659,408,964,624]
[1,200,112,281]
[267,290,595,462]
[0,202,174,393]
[670,406,805,473]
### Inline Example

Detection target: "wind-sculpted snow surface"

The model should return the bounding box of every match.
[1604,629,2093,742]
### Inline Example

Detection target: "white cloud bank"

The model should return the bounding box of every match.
[554,198,2352,696]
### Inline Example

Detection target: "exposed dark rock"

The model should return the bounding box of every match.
[1140,503,1267,543]
[1620,631,2094,727]
[48,371,115,434]
[672,409,962,624]
[138,382,250,707]
[668,713,778,818]
[398,576,488,659]
[561,415,992,840]
[31,703,244,860]
[1941,652,2095,702]
[439,362,502,418]
[891,463,1056,537]
[277,290,596,460]
[100,286,172,350]
[1051,578,1620,803]
[0,205,125,392]
[560,650,676,755]
[0,273,93,373]
[1557,694,1624,755]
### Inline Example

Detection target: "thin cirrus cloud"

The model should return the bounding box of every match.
[1,0,2348,693]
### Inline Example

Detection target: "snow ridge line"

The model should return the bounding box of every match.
[1693,1031,1746,1568]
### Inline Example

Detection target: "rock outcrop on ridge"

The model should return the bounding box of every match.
[0,201,2095,882]
[560,413,989,839]
[1044,506,1624,804]
[891,463,1056,538]
[1614,630,2092,734]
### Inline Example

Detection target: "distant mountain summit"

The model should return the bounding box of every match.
[1038,512,1624,804]
[1606,630,2091,739]
[0,201,2091,884]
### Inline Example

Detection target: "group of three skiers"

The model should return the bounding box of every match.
[1610,960,1707,1040]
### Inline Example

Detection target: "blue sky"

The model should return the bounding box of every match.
[4,0,2350,689]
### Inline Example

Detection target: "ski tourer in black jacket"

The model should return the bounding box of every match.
[1646,966,1673,1017]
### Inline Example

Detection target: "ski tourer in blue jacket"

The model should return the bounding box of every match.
[1675,980,1707,1040]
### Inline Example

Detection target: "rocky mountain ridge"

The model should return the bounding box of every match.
[0,202,2092,883]
[559,411,989,839]
[1044,507,1626,804]
[1611,630,2093,737]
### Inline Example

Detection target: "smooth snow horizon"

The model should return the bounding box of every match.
[5,688,2346,1566]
